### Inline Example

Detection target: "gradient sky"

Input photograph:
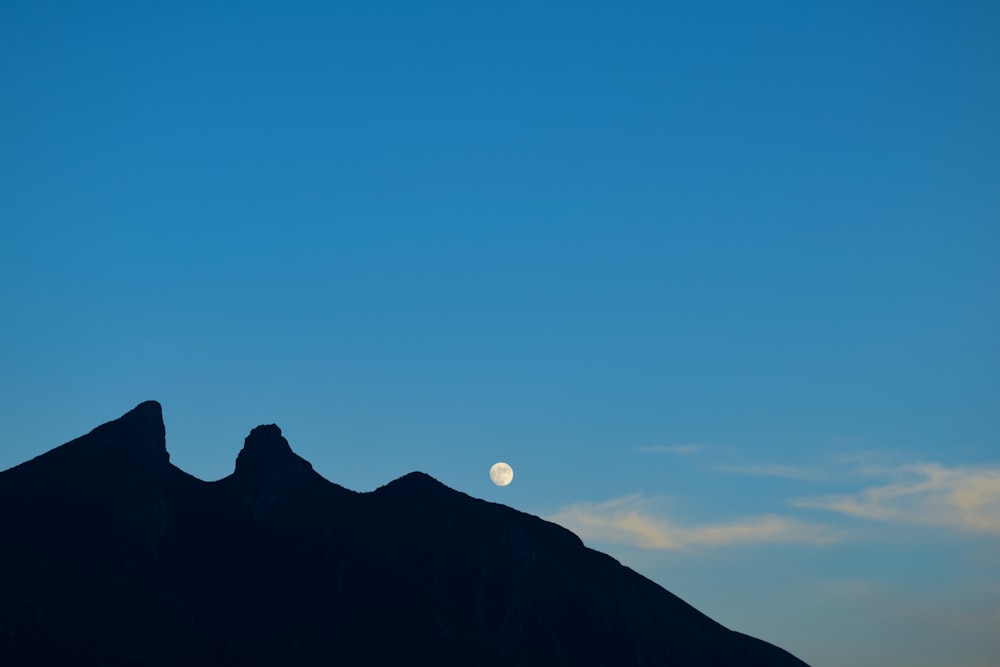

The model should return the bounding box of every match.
[2,2,998,665]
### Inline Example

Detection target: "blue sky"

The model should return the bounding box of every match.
[2,2,998,665]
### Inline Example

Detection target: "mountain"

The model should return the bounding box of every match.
[0,402,809,666]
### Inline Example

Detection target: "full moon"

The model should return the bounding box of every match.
[490,462,514,487]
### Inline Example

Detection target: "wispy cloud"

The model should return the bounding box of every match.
[548,495,841,550]
[637,443,704,455]
[716,462,822,481]
[795,463,1000,535]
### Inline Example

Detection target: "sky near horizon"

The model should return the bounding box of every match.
[2,2,998,665]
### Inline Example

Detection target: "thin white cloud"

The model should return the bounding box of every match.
[716,462,821,481]
[795,463,1000,535]
[547,495,841,550]
[637,443,704,455]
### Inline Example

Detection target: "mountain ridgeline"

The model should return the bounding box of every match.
[0,402,809,666]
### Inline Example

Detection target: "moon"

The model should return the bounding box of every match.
[490,462,513,487]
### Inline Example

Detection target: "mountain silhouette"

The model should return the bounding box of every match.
[0,401,809,666]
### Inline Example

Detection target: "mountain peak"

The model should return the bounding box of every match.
[378,470,451,493]
[127,399,164,418]
[88,399,169,470]
[372,471,472,508]
[237,424,291,462]
[394,470,443,486]
[0,400,170,486]
[233,423,313,492]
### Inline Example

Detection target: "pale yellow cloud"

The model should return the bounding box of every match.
[547,495,840,550]
[795,463,1000,534]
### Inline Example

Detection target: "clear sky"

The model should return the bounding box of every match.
[2,2,998,665]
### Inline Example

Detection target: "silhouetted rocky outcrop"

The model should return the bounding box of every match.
[0,402,810,666]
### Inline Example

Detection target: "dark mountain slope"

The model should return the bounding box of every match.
[0,402,809,666]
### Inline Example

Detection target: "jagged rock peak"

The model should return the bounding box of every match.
[234,423,312,485]
[125,400,164,420]
[90,400,169,470]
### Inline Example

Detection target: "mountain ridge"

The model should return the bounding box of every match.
[0,401,810,666]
